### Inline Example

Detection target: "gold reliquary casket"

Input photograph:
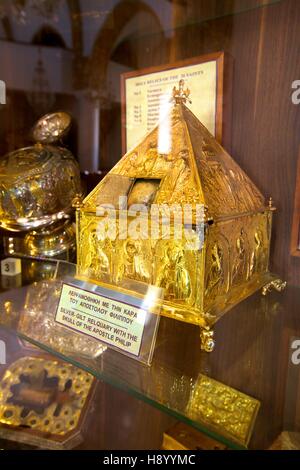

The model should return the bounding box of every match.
[76,81,285,351]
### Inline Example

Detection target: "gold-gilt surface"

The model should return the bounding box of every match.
[4,220,76,259]
[83,103,265,216]
[77,86,284,341]
[187,374,260,447]
[0,112,81,232]
[0,357,93,436]
[0,145,81,231]
[77,211,206,325]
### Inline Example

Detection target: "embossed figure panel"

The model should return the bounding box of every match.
[76,81,285,351]
[77,211,204,325]
[187,374,260,447]
[204,212,271,315]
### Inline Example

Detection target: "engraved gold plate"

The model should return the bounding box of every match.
[186,374,260,447]
[0,356,94,449]
[76,81,285,350]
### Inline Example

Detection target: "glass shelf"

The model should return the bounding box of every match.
[0,258,299,450]
[65,0,283,43]
[181,0,281,21]
[130,0,282,40]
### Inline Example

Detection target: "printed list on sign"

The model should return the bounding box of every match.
[125,61,217,151]
[55,284,146,356]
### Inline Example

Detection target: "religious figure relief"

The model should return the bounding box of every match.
[205,243,224,296]
[156,243,192,303]
[200,140,236,211]
[169,148,201,204]
[202,141,216,160]
[84,231,111,278]
[142,141,157,174]
[232,228,249,284]
[201,160,236,213]
[116,239,151,283]
[230,169,264,212]
[169,148,191,200]
[118,151,139,176]
[250,229,265,276]
[173,149,191,186]
[148,144,174,177]
[151,150,171,176]
[200,144,262,214]
[226,167,247,211]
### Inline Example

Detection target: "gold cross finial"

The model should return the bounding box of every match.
[172,79,192,105]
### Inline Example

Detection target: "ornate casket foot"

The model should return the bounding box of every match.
[262,278,287,296]
[200,326,215,352]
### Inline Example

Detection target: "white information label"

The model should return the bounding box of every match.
[55,283,146,356]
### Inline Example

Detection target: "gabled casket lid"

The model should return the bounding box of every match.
[82,81,266,219]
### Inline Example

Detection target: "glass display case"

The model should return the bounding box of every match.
[0,0,300,451]
[0,258,299,450]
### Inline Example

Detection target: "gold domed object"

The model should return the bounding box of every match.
[0,112,82,259]
[0,112,81,232]
[76,81,285,350]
